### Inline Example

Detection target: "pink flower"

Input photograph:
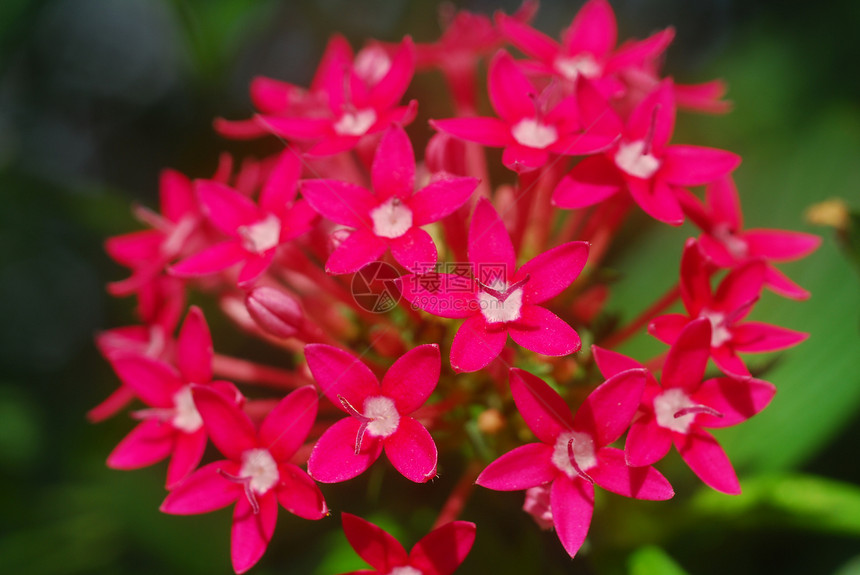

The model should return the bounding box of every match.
[339,512,476,575]
[400,198,588,372]
[161,385,327,574]
[476,368,673,557]
[552,80,741,224]
[650,239,808,377]
[305,343,440,483]
[301,124,478,274]
[255,35,417,156]
[106,307,241,487]
[430,50,621,173]
[593,318,776,494]
[170,149,317,287]
[679,176,821,299]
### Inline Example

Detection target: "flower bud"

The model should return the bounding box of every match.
[245,286,304,339]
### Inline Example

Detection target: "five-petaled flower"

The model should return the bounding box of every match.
[305,343,440,483]
[161,385,327,574]
[594,318,777,494]
[476,368,673,557]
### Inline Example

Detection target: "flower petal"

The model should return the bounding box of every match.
[509,368,574,444]
[711,345,750,378]
[231,492,278,574]
[573,369,648,446]
[742,229,821,261]
[382,344,440,414]
[237,251,276,288]
[307,417,382,483]
[390,228,438,273]
[517,241,589,304]
[371,125,415,200]
[705,176,743,230]
[591,447,674,500]
[552,155,624,209]
[301,180,376,229]
[325,228,388,275]
[193,385,258,460]
[693,376,776,428]
[712,260,765,312]
[449,315,508,373]
[384,417,438,483]
[661,317,711,392]
[550,475,595,558]
[731,322,808,353]
[502,144,550,173]
[764,265,811,300]
[369,37,415,110]
[197,180,259,234]
[160,460,242,515]
[160,168,195,222]
[276,462,327,520]
[488,50,537,122]
[341,512,409,571]
[170,241,247,278]
[176,306,213,385]
[591,345,645,379]
[627,176,684,225]
[107,419,173,470]
[497,14,560,63]
[260,386,318,461]
[398,273,478,319]
[259,148,302,213]
[626,80,675,152]
[110,355,182,407]
[676,429,740,494]
[304,344,380,411]
[476,442,557,491]
[662,145,741,187]
[409,176,479,226]
[563,0,617,58]
[249,76,296,114]
[648,314,691,346]
[409,521,477,575]
[508,304,581,357]
[430,117,512,148]
[625,416,673,467]
[166,429,207,487]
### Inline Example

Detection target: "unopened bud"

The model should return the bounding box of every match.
[477,408,505,435]
[245,286,304,339]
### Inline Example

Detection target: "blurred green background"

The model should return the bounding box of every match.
[1,0,859,574]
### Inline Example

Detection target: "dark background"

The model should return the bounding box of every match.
[1,1,859,574]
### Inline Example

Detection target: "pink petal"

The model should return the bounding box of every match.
[300,180,376,229]
[517,241,589,304]
[552,155,624,209]
[169,241,247,278]
[488,50,537,122]
[509,368,574,444]
[214,117,270,140]
[160,461,242,515]
[625,416,673,467]
[176,306,213,384]
[675,430,740,494]
[502,144,549,173]
[698,232,739,268]
[573,369,648,446]
[712,260,765,312]
[249,76,295,114]
[110,355,181,407]
[627,80,675,152]
[87,385,136,423]
[409,176,479,226]
[661,317,711,392]
[476,442,557,491]
[306,134,363,157]
[429,117,512,148]
[648,313,691,346]
[469,198,516,275]
[237,251,276,288]
[382,344,440,414]
[166,429,207,487]
[496,14,560,63]
[449,314,508,373]
[742,229,821,261]
[304,344,381,411]
[107,419,173,470]
[256,115,331,141]
[409,521,477,575]
[197,180,259,234]
[259,148,301,213]
[508,304,581,357]
[563,0,617,58]
[550,475,595,558]
[711,345,750,378]
[159,168,195,223]
[398,273,478,319]
[591,346,645,379]
[307,417,382,483]
[231,492,278,574]
[390,228,438,273]
[259,386,318,462]
[276,462,327,520]
[192,386,258,461]
[341,512,409,571]
[627,176,684,225]
[608,28,674,70]
[325,228,388,275]
[662,145,741,187]
[591,447,674,500]
[673,79,731,114]
[371,125,415,200]
[693,376,776,428]
[385,417,438,483]
[764,265,811,300]
[279,199,318,240]
[731,322,808,353]
[369,37,415,110]
[105,230,163,267]
[312,33,354,99]
[679,238,712,315]
[705,176,743,230]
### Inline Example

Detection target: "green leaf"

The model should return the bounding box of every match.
[628,545,690,575]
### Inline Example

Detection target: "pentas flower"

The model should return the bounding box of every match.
[430,50,622,173]
[301,125,478,274]
[305,344,440,483]
[400,198,588,373]
[339,513,476,575]
[593,318,777,494]
[496,0,673,100]
[552,80,741,224]
[170,149,317,287]
[256,36,417,157]
[106,307,241,487]
[161,385,327,574]
[679,176,821,299]
[650,239,808,377]
[476,368,673,557]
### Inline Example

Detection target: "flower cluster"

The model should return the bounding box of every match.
[94,1,819,572]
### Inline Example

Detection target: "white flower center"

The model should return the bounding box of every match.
[654,388,696,434]
[387,567,422,575]
[370,197,413,238]
[551,430,596,479]
[478,280,523,324]
[614,140,661,179]
[239,214,281,254]
[713,224,749,260]
[699,308,733,347]
[171,385,203,433]
[239,448,280,495]
[511,118,558,149]
[354,46,392,86]
[334,108,377,136]
[363,396,400,438]
[554,53,600,81]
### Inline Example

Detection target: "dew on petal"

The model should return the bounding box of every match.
[239,448,280,495]
[363,396,401,438]
[552,430,596,479]
[614,140,661,179]
[511,118,559,149]
[654,388,696,434]
[171,385,203,433]
[334,108,378,136]
[370,198,413,238]
[239,214,281,254]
